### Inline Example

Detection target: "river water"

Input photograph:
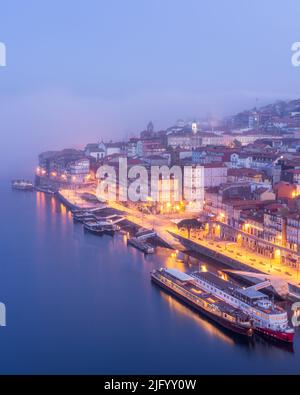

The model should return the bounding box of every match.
[0,183,299,374]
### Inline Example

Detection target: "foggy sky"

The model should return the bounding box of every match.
[0,0,300,178]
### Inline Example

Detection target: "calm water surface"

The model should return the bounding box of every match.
[0,182,300,374]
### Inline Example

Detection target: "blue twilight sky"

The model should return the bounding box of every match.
[0,0,300,177]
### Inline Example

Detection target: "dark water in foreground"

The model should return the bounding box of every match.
[0,183,300,374]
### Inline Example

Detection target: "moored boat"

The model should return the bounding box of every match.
[83,222,104,236]
[128,237,154,254]
[11,179,34,191]
[151,268,253,337]
[191,271,294,344]
[73,212,96,223]
[102,226,115,236]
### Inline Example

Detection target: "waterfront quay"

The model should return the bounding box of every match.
[58,187,183,248]
[56,186,300,299]
[57,188,104,210]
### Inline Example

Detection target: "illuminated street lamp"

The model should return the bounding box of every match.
[219,212,225,222]
[276,234,282,245]
[275,248,281,258]
[244,223,250,231]
[274,248,281,266]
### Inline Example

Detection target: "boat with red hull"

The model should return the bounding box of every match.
[192,271,294,344]
[254,326,294,343]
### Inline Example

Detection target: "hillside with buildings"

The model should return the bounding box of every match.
[35,98,300,270]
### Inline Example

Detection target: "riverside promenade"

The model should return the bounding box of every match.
[58,188,103,210]
[57,188,300,298]
[171,231,300,299]
[58,188,185,250]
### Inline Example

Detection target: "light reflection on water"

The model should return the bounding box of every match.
[160,292,235,345]
[1,184,300,374]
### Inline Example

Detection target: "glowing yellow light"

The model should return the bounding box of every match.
[51,171,57,177]
[191,288,202,294]
[201,265,207,272]
[275,249,281,257]
[219,272,228,281]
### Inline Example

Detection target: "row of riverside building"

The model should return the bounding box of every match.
[35,108,300,267]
